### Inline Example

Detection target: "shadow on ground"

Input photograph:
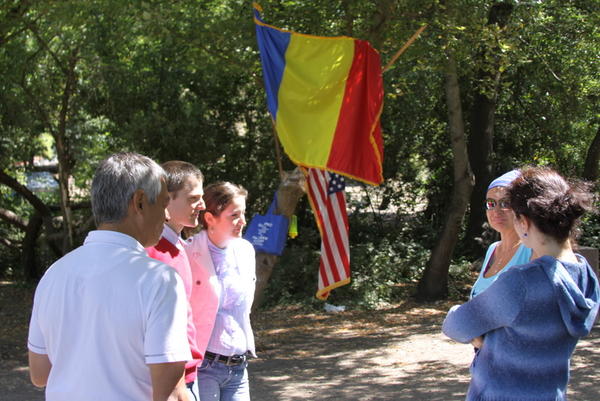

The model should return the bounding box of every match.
[2,283,599,401]
[248,303,600,401]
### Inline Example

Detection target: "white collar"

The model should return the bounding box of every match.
[161,224,183,247]
[84,230,146,253]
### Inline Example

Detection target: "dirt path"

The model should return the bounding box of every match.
[249,304,600,401]
[1,283,599,401]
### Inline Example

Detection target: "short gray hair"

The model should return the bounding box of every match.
[91,152,166,226]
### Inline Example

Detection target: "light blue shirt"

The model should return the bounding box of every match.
[471,242,532,298]
[206,239,254,356]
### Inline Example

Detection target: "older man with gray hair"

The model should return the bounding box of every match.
[28,152,192,401]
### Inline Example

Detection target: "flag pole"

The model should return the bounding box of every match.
[270,118,285,179]
[383,24,428,73]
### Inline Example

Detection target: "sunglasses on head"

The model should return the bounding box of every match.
[485,198,511,210]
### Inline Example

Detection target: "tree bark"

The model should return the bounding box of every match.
[54,49,79,252]
[464,2,514,255]
[0,170,52,217]
[0,237,16,249]
[25,20,79,253]
[252,168,305,312]
[367,0,395,50]
[22,211,44,280]
[341,0,354,37]
[417,53,474,300]
[583,125,600,181]
[0,169,62,275]
[0,207,28,230]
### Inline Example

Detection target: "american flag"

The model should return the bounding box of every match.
[305,168,350,300]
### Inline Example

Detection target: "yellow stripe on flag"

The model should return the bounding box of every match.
[275,34,355,168]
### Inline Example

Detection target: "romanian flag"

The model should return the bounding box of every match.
[253,3,384,185]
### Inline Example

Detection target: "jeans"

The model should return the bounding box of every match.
[197,357,250,401]
[187,380,199,401]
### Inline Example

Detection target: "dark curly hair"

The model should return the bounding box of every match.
[508,166,595,241]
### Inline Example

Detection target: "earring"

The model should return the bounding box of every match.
[523,232,528,237]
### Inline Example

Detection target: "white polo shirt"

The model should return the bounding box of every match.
[28,230,191,401]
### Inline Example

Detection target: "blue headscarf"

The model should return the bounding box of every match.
[487,169,520,191]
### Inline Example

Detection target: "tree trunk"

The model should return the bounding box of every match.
[341,0,354,37]
[23,23,79,254]
[583,125,600,181]
[464,2,514,255]
[367,0,394,50]
[22,212,44,280]
[0,169,61,277]
[253,168,305,312]
[54,49,79,252]
[417,53,474,301]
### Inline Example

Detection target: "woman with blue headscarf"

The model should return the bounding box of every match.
[470,170,533,298]
[443,167,599,400]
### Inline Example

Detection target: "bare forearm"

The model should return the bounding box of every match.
[28,351,52,387]
[149,362,188,401]
[165,377,189,401]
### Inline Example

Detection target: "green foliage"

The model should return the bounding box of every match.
[262,207,434,308]
[447,258,474,301]
[579,212,600,250]
[1,0,599,304]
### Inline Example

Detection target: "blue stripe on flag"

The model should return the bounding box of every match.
[254,10,290,118]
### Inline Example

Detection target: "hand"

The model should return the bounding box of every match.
[168,381,190,401]
[471,336,484,349]
[149,362,187,401]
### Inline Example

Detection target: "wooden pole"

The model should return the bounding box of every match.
[270,118,285,179]
[383,25,428,73]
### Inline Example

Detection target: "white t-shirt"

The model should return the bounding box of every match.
[28,230,191,401]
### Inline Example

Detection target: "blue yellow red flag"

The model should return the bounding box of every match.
[253,3,384,185]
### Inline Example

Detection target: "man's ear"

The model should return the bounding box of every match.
[131,189,146,214]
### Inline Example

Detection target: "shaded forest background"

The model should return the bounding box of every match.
[1,0,599,307]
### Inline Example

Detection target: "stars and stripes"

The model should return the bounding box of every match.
[305,168,350,299]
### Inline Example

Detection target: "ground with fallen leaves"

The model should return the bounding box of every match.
[2,281,599,401]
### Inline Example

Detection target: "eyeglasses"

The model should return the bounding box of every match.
[485,198,511,210]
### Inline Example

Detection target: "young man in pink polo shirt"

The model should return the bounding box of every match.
[147,160,205,400]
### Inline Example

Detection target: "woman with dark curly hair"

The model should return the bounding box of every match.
[443,166,600,401]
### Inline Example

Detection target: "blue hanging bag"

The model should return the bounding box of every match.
[244,193,289,255]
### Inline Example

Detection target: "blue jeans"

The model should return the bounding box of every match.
[187,380,199,401]
[197,357,250,401]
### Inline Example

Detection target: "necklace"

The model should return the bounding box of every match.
[484,242,520,278]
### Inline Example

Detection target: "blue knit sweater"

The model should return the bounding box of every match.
[443,255,599,401]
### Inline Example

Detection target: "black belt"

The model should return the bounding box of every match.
[205,351,248,366]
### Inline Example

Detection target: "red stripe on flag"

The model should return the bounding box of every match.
[326,39,384,185]
[305,168,351,300]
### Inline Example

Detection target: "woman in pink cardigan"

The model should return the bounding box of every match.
[185,182,256,401]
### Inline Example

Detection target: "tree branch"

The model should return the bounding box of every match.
[0,0,31,47]
[0,237,17,250]
[24,19,69,76]
[517,36,563,83]
[0,207,28,231]
[0,169,52,217]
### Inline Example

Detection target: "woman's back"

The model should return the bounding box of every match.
[445,255,599,401]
